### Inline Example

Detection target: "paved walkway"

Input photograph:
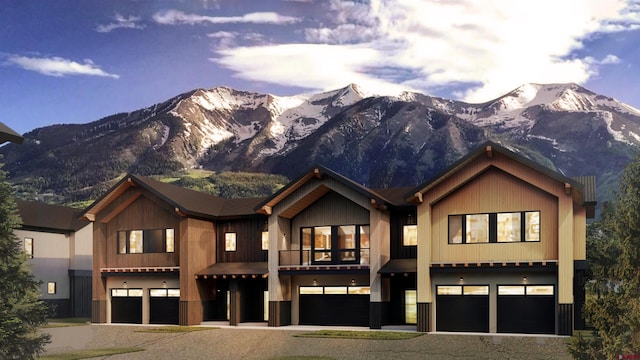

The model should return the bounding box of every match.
[43,324,572,359]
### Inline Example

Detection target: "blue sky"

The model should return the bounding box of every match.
[2,0,640,135]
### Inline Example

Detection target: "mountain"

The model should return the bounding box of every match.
[2,83,639,205]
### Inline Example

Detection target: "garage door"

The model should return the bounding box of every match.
[149,288,180,325]
[111,288,142,324]
[497,285,555,334]
[299,286,369,326]
[436,285,489,332]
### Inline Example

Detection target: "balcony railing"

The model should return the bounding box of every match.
[279,249,370,266]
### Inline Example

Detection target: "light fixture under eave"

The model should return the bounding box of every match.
[351,279,356,285]
[459,276,464,282]
[123,281,127,288]
[162,280,167,288]
[312,279,318,286]
[523,276,528,282]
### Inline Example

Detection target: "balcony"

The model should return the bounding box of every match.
[279,249,370,266]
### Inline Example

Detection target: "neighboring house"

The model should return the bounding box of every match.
[85,141,594,335]
[407,142,595,335]
[15,200,93,318]
[0,121,23,144]
[82,175,267,326]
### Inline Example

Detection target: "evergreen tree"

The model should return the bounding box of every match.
[569,154,640,359]
[0,166,50,359]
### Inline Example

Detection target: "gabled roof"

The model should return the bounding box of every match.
[0,121,23,144]
[16,200,89,233]
[82,174,230,221]
[406,141,591,206]
[254,164,400,215]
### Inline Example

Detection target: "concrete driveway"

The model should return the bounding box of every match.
[42,324,572,359]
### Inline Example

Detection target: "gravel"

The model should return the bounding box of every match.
[42,324,572,360]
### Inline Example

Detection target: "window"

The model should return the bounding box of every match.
[261,231,269,251]
[225,232,237,252]
[47,282,56,295]
[24,238,33,258]
[118,229,175,254]
[403,225,417,246]
[449,211,541,244]
[299,286,370,295]
[437,285,489,295]
[498,285,554,295]
[149,288,180,297]
[301,225,370,265]
[405,290,417,324]
[111,288,143,297]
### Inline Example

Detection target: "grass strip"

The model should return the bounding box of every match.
[40,347,143,359]
[270,357,335,360]
[294,330,423,340]
[41,318,91,328]
[135,326,217,333]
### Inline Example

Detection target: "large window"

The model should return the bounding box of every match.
[118,229,175,254]
[301,225,370,265]
[448,211,540,244]
[261,231,269,251]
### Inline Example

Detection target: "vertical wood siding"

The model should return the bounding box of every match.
[216,216,269,263]
[430,167,559,263]
[102,190,180,268]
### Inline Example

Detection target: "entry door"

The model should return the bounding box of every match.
[111,288,142,324]
[436,285,489,332]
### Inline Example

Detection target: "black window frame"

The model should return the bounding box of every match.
[448,211,541,244]
[117,228,175,254]
[300,224,370,265]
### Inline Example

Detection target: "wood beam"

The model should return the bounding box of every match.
[414,192,423,204]
[486,145,493,158]
[259,205,272,215]
[313,168,323,179]
[565,182,572,195]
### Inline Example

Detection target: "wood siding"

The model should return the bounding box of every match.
[290,191,370,249]
[389,210,417,259]
[179,217,216,302]
[430,167,559,263]
[216,216,269,263]
[102,191,180,268]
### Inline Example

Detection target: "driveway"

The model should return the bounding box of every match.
[43,324,572,359]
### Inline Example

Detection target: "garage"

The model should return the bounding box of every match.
[497,285,555,334]
[149,288,180,325]
[436,285,489,332]
[299,286,369,326]
[111,288,142,324]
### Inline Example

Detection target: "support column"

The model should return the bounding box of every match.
[416,201,432,332]
[558,191,574,335]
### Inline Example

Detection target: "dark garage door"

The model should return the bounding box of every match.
[111,288,142,324]
[149,289,180,325]
[436,285,489,332]
[299,286,369,326]
[497,285,555,334]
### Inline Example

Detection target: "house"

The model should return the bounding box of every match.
[407,142,595,335]
[256,166,416,328]
[85,141,594,335]
[15,200,93,318]
[82,175,268,326]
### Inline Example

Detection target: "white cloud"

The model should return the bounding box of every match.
[6,55,119,79]
[96,13,145,33]
[153,9,299,25]
[213,0,640,103]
